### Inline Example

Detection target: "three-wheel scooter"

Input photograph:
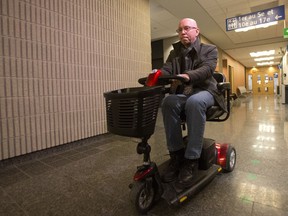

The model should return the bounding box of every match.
[103,70,236,214]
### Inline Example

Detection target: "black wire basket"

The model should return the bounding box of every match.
[103,86,162,138]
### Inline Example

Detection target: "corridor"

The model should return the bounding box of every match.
[0,95,288,216]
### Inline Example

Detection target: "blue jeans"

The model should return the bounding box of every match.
[161,90,215,159]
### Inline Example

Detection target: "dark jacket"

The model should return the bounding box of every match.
[161,37,226,112]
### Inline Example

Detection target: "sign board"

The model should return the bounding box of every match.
[226,5,285,31]
[284,28,288,38]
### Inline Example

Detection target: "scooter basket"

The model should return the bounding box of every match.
[103,86,162,138]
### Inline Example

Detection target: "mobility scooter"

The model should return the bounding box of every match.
[103,70,236,214]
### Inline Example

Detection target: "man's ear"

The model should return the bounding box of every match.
[196,28,200,37]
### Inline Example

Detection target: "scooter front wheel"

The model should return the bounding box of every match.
[129,179,155,214]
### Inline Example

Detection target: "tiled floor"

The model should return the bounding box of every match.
[1,95,288,216]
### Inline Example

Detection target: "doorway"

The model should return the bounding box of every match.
[228,65,234,93]
[251,71,274,95]
[248,74,253,91]
[274,73,279,94]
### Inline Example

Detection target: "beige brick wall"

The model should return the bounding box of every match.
[0,0,151,160]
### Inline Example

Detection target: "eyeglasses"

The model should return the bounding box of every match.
[176,26,198,34]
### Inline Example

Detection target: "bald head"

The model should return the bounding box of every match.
[179,18,198,28]
[177,18,200,47]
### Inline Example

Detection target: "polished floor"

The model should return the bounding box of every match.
[0,94,288,216]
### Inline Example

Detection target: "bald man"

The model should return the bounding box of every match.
[161,18,226,188]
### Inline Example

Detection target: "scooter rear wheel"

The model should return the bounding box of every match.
[129,179,155,214]
[224,146,236,172]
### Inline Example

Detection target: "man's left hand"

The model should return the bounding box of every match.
[177,74,190,82]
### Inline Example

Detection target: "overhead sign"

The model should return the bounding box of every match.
[226,5,285,31]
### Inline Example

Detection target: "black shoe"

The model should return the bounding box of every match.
[176,159,199,188]
[162,149,185,183]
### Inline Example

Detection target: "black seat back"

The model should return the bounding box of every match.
[213,72,226,83]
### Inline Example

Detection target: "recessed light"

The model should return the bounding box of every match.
[250,50,275,57]
[257,61,274,66]
[235,21,278,32]
[254,57,274,61]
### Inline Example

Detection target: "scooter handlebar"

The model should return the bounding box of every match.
[138,75,186,86]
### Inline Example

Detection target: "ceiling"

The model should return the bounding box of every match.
[150,0,288,68]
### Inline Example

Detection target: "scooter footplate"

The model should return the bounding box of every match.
[161,164,221,205]
[161,182,178,202]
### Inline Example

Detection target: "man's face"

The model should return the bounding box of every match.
[177,19,199,47]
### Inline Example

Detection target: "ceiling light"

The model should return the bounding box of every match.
[254,57,274,61]
[235,21,278,32]
[250,50,275,57]
[257,61,274,66]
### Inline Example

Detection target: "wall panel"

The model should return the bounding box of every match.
[0,0,151,160]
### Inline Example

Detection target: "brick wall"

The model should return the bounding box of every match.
[0,0,151,160]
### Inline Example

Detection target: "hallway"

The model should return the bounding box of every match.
[0,95,288,216]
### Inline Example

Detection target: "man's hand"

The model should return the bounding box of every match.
[177,74,190,82]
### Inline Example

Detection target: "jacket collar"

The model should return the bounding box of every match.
[172,37,201,55]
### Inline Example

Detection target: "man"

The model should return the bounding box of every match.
[160,18,226,187]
